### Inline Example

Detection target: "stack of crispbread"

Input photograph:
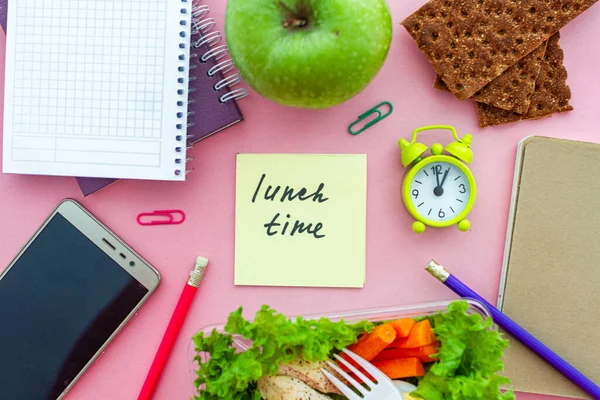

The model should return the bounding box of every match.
[402,0,598,127]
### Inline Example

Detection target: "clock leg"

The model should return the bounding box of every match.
[457,219,470,232]
[412,221,426,234]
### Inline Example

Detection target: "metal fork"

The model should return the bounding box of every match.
[321,349,402,400]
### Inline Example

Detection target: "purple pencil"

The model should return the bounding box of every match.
[425,260,600,400]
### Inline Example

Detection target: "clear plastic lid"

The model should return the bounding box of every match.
[188,298,492,383]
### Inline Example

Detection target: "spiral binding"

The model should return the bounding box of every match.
[174,0,192,177]
[174,0,247,177]
[191,0,248,104]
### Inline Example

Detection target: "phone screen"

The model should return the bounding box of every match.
[0,213,149,400]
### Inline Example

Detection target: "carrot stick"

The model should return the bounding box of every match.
[389,318,415,338]
[373,342,440,363]
[347,323,397,361]
[389,319,436,349]
[372,357,425,379]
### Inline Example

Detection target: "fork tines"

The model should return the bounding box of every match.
[320,349,392,400]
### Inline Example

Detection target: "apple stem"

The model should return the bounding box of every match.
[283,18,308,29]
[279,0,311,30]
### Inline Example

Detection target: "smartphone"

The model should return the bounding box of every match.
[0,199,160,400]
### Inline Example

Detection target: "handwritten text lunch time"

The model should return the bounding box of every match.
[251,173,328,239]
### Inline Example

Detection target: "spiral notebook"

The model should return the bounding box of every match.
[2,0,193,181]
[75,1,247,196]
[0,0,246,194]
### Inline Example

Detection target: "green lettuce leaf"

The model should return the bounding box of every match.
[413,301,515,400]
[193,305,373,400]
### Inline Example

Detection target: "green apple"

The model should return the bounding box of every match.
[225,0,393,109]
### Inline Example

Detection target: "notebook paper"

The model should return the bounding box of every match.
[75,1,247,196]
[3,0,190,180]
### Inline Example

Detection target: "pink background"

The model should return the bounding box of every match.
[1,0,599,399]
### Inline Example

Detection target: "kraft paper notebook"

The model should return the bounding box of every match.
[499,136,600,399]
[3,0,192,181]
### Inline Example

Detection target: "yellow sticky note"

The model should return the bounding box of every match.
[235,154,367,288]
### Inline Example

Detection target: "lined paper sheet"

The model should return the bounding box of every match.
[3,0,190,180]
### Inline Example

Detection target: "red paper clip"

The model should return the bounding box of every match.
[137,210,186,226]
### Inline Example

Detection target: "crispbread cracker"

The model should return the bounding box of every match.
[434,40,548,114]
[433,76,448,91]
[477,33,573,127]
[402,0,598,100]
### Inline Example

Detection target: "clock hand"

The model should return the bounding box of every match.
[439,168,450,188]
[434,167,450,197]
[435,167,441,188]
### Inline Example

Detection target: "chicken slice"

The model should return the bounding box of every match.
[277,359,342,395]
[257,376,333,400]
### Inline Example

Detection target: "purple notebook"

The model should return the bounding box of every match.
[1,1,246,196]
[0,2,5,32]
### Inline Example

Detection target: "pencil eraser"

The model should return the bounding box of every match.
[195,256,209,268]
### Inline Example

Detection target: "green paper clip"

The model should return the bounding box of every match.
[348,101,393,135]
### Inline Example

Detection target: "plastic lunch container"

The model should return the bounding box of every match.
[189,298,492,377]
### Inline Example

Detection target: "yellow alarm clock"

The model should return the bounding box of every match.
[399,125,476,234]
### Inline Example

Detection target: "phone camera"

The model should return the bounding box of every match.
[129,261,135,267]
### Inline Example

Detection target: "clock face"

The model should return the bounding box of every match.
[408,160,471,223]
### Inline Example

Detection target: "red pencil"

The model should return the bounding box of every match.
[137,256,209,400]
